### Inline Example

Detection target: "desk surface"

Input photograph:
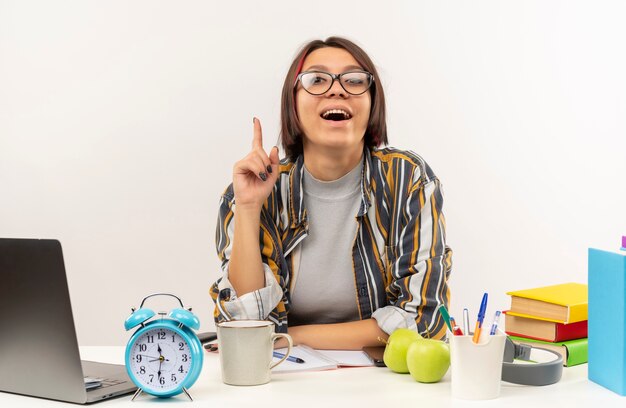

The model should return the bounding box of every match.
[1,347,623,407]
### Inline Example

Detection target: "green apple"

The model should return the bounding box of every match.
[406,338,450,383]
[383,328,422,373]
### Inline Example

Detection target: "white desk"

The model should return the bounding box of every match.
[1,347,623,407]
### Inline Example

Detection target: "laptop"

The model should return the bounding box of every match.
[0,238,137,404]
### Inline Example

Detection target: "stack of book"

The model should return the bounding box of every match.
[504,282,588,367]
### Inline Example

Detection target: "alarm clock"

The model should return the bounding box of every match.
[124,293,203,401]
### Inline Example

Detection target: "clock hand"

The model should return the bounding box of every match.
[157,344,163,378]
[138,354,161,360]
[148,357,170,363]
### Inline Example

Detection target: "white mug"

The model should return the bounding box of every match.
[216,320,293,386]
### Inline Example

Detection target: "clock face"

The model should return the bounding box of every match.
[128,327,193,392]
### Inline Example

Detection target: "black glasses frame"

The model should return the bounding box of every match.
[295,70,374,96]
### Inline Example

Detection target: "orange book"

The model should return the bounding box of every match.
[506,283,587,324]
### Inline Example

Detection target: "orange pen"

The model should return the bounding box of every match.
[472,293,488,343]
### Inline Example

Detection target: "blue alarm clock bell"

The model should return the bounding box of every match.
[124,293,203,401]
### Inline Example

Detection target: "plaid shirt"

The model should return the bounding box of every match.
[210,147,453,339]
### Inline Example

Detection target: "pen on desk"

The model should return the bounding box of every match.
[438,304,453,332]
[450,316,464,336]
[472,293,488,343]
[273,351,305,364]
[489,311,501,335]
[462,308,470,335]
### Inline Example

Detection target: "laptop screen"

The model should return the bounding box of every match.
[0,238,88,403]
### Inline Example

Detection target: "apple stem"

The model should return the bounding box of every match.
[425,327,431,339]
[377,336,389,345]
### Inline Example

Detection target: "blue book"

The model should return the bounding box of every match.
[588,246,626,395]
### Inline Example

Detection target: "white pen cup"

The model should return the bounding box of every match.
[217,320,293,386]
[450,331,506,400]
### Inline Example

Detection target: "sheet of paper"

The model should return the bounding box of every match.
[272,346,374,373]
[315,349,374,367]
[273,345,337,373]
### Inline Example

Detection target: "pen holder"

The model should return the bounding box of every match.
[450,331,506,400]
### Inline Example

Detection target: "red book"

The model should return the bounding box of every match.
[504,311,587,342]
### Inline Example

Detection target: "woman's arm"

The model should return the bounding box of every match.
[210,119,285,324]
[276,319,388,350]
[227,207,265,294]
[210,190,285,323]
[372,175,452,340]
[228,118,279,295]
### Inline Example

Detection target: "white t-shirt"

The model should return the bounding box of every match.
[288,159,363,326]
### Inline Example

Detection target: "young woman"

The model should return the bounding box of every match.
[210,37,452,350]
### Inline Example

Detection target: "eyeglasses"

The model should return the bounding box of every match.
[295,70,374,96]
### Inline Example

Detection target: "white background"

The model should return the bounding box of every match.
[1,0,625,345]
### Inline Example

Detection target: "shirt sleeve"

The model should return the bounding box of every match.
[213,262,284,321]
[209,190,284,322]
[372,176,453,339]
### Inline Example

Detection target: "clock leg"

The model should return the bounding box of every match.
[182,387,193,401]
[131,388,143,401]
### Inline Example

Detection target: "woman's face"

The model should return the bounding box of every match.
[296,47,371,153]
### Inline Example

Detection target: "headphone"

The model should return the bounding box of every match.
[501,337,563,386]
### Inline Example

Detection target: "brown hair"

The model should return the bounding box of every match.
[279,37,388,160]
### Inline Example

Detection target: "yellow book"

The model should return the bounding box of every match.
[506,283,588,324]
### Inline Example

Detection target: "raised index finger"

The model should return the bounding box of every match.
[252,117,263,149]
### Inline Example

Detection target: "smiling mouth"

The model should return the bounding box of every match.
[320,109,352,122]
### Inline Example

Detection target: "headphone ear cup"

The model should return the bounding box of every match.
[168,308,200,330]
[124,307,156,331]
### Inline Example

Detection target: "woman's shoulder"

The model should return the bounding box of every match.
[370,146,438,184]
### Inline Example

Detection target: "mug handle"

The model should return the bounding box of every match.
[269,333,293,369]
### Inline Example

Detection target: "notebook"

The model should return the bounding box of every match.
[272,345,374,373]
[588,247,626,395]
[0,238,137,404]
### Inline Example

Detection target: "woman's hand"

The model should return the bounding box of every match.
[232,118,280,211]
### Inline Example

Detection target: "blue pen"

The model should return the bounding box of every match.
[273,351,305,364]
[472,293,488,343]
[489,311,501,335]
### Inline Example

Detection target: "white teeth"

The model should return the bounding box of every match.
[321,109,351,119]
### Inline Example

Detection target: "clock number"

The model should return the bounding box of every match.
[171,374,177,382]
[138,344,147,352]
[171,334,176,342]
[179,342,185,351]
[178,365,184,373]
[159,377,165,385]
[147,335,154,343]
[158,331,166,340]
[149,374,154,383]
[135,355,142,363]
[139,366,146,374]
[181,354,188,362]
